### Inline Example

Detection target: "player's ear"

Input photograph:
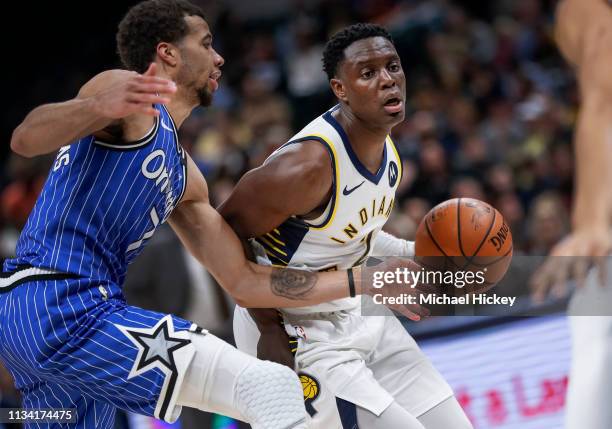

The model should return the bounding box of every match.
[156,42,179,68]
[330,78,348,103]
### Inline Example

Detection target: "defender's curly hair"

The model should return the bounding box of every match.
[117,0,205,73]
[322,23,394,80]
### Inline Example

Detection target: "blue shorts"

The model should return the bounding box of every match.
[0,265,198,428]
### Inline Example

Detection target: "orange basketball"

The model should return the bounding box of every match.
[415,198,513,294]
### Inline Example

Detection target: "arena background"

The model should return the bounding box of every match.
[1,0,574,428]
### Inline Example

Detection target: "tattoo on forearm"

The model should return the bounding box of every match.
[271,268,317,299]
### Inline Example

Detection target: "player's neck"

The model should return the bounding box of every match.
[334,108,390,174]
[164,97,194,129]
[153,66,197,128]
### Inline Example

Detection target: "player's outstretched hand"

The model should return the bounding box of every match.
[530,226,612,302]
[93,63,177,118]
[362,257,431,321]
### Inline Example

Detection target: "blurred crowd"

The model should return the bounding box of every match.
[0,0,576,425]
[185,0,574,256]
[0,0,575,259]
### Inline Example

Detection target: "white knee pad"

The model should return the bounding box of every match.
[176,332,307,429]
[235,360,308,429]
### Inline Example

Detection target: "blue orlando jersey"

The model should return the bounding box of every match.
[5,104,187,285]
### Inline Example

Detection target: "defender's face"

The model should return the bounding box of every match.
[336,37,406,127]
[176,16,224,106]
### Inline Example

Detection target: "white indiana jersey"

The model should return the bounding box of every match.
[254,105,403,314]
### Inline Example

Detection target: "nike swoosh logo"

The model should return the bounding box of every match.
[342,181,365,196]
[161,119,173,132]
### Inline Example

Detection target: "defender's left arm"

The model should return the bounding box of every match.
[169,154,351,308]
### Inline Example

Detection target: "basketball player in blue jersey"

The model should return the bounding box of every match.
[221,24,472,429]
[530,0,612,427]
[1,3,425,428]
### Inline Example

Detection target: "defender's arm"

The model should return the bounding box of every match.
[532,19,612,297]
[170,153,356,308]
[10,64,175,158]
[569,28,612,241]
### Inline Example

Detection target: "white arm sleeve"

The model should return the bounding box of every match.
[371,231,415,257]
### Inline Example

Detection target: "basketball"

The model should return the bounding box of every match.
[415,198,513,294]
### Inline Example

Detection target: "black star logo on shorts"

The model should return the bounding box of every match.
[115,315,192,422]
[127,319,191,372]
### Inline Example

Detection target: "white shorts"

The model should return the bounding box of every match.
[233,305,454,428]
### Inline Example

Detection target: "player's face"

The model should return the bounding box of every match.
[335,37,406,128]
[176,16,224,106]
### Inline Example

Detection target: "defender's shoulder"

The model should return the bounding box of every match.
[77,69,137,99]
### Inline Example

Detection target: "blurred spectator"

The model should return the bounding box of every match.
[385,212,417,241]
[525,191,570,255]
[450,176,486,201]
[486,163,516,195]
[402,197,432,227]
[240,72,292,139]
[0,154,52,259]
[1,155,51,230]
[411,138,450,203]
[283,15,330,127]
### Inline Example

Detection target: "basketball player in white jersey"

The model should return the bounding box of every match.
[531,0,612,427]
[220,24,472,429]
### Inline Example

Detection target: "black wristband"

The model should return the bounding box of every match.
[348,268,356,297]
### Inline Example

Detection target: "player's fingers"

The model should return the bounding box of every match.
[402,302,430,321]
[530,262,554,302]
[123,99,160,115]
[127,93,172,105]
[596,256,608,287]
[399,308,421,322]
[132,82,177,95]
[387,303,418,321]
[143,62,157,76]
[135,75,177,87]
[551,279,568,299]
[133,104,160,116]
[415,283,437,296]
[551,257,570,298]
[417,303,431,318]
[135,72,174,83]
[572,257,589,289]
